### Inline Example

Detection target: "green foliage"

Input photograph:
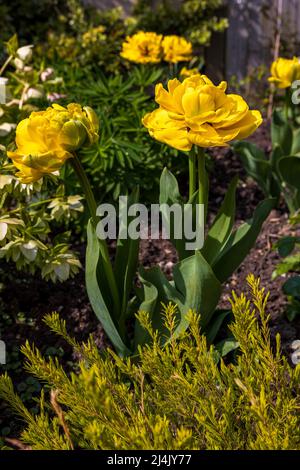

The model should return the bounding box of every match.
[41,5,129,74]
[0,39,84,282]
[133,0,228,47]
[0,176,82,282]
[0,0,107,46]
[273,234,300,321]
[85,159,273,355]
[65,69,178,203]
[234,109,300,215]
[0,276,300,450]
[136,164,273,348]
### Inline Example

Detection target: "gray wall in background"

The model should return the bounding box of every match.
[83,0,136,15]
[226,0,300,80]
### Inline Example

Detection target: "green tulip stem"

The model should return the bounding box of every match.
[188,148,197,199]
[71,154,97,220]
[0,55,13,77]
[197,147,207,227]
[71,154,121,314]
[197,149,206,205]
[285,89,290,121]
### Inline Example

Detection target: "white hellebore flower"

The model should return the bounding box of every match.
[0,218,24,241]
[0,175,15,190]
[0,78,8,105]
[24,87,44,101]
[20,240,38,261]
[40,67,54,82]
[291,340,300,365]
[14,57,25,70]
[17,45,33,63]
[0,122,16,137]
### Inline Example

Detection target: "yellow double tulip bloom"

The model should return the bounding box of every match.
[162,35,192,63]
[7,103,99,183]
[142,74,262,151]
[121,31,163,64]
[120,32,193,65]
[269,57,300,89]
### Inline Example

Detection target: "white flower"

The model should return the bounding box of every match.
[14,58,25,70]
[24,87,44,101]
[0,122,16,137]
[47,92,67,103]
[0,78,8,86]
[40,67,54,82]
[0,217,24,241]
[291,340,300,365]
[20,240,38,261]
[17,45,33,63]
[0,222,8,241]
[0,175,15,189]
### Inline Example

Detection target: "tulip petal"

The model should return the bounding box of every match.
[142,108,191,151]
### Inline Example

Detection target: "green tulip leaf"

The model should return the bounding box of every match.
[159,167,188,259]
[159,167,200,259]
[278,156,300,190]
[134,272,159,349]
[233,141,272,195]
[213,198,275,283]
[215,337,239,358]
[173,250,222,328]
[205,309,232,345]
[202,176,238,265]
[114,186,140,318]
[136,251,222,349]
[86,220,130,356]
[283,276,300,298]
[159,167,182,205]
[292,129,300,155]
[271,109,293,156]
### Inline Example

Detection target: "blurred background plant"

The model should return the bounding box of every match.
[132,0,228,47]
[0,166,82,283]
[229,64,270,110]
[0,0,227,75]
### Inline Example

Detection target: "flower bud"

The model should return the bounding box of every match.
[7,103,99,183]
[17,45,33,63]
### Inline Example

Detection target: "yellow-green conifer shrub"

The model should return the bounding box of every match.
[0,275,300,450]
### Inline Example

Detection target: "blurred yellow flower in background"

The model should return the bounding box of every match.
[180,66,200,78]
[7,103,99,183]
[162,35,192,63]
[269,57,300,89]
[121,31,163,64]
[142,74,262,151]
[82,25,106,47]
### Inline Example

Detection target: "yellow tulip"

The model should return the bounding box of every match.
[121,31,163,64]
[7,103,99,183]
[142,74,262,151]
[269,57,300,89]
[162,35,192,63]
